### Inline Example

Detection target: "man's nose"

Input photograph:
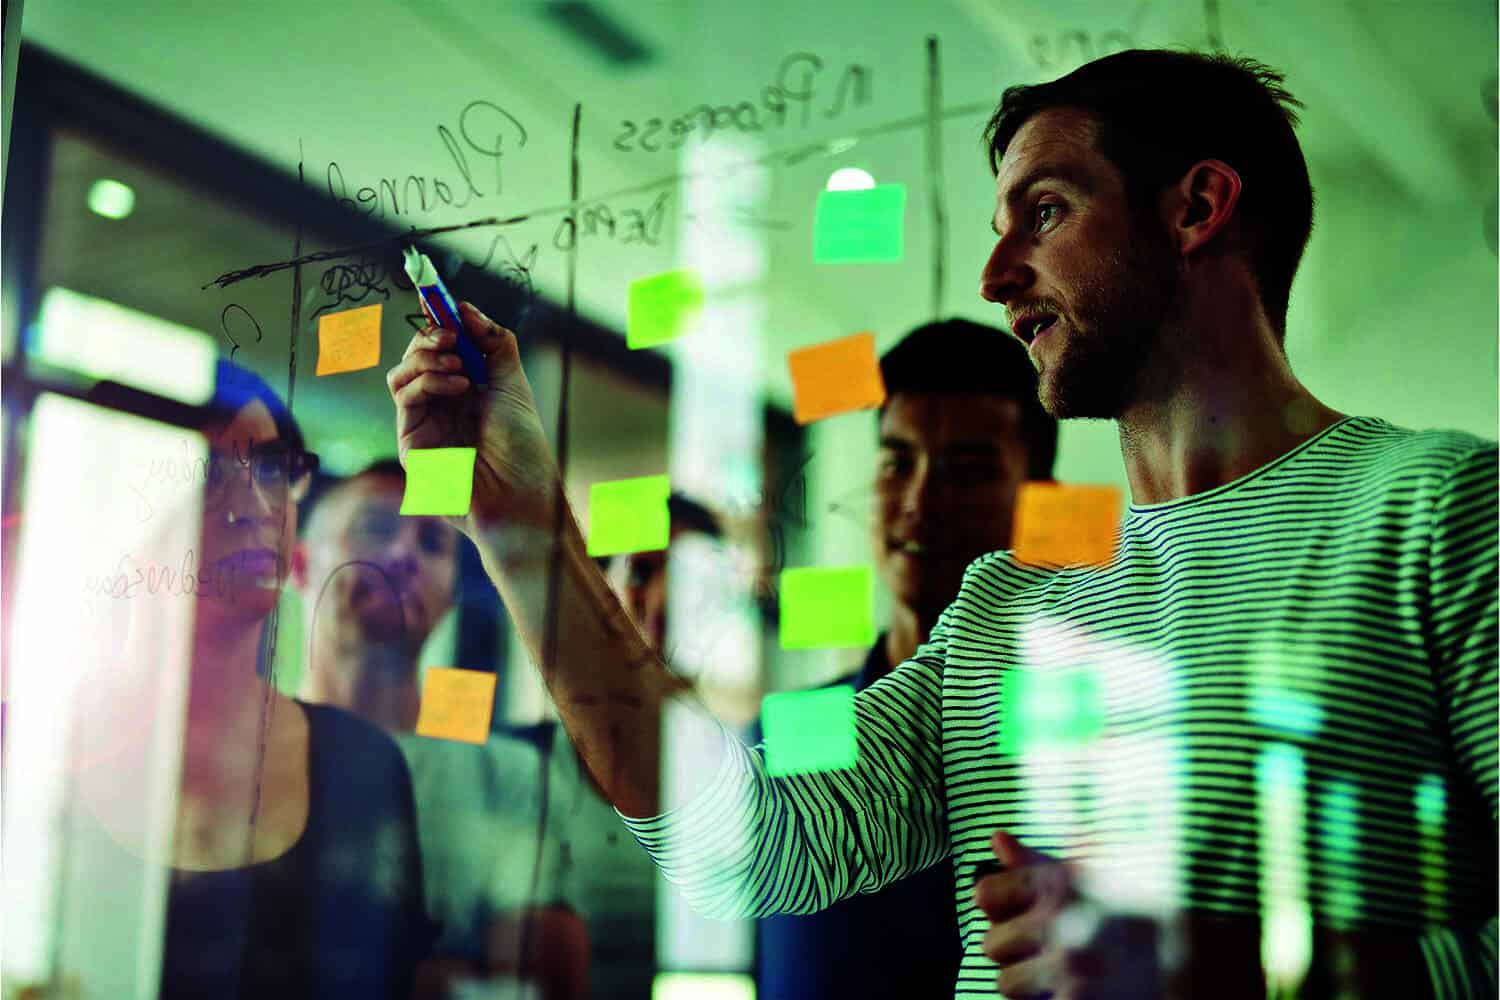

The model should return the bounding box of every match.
[380,537,422,586]
[899,462,935,519]
[980,236,1031,305]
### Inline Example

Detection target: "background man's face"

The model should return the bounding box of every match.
[981,108,1186,418]
[300,475,459,644]
[872,392,1030,623]
[622,544,671,652]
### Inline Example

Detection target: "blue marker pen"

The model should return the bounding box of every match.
[403,245,488,387]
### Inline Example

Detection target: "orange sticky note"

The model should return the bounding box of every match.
[1011,483,1122,568]
[414,667,496,744]
[315,303,383,375]
[787,332,887,425]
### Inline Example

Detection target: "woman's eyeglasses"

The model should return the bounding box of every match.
[204,442,320,508]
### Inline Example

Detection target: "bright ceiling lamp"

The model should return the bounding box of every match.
[825,167,876,191]
[87,178,135,219]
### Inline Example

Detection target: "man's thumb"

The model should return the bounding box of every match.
[991,829,1029,867]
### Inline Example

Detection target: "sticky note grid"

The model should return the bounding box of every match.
[315,303,383,376]
[587,474,671,557]
[998,668,1103,756]
[415,667,497,744]
[627,270,704,350]
[762,686,858,776]
[1011,483,1122,568]
[778,565,875,649]
[399,448,477,516]
[813,185,906,263]
[787,332,887,424]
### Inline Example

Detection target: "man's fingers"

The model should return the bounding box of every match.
[995,948,1065,1000]
[387,346,463,397]
[994,829,1056,869]
[457,301,519,366]
[982,902,1052,966]
[401,327,454,363]
[974,869,1038,922]
[391,371,469,411]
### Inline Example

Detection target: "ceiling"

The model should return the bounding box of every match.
[15,0,1500,486]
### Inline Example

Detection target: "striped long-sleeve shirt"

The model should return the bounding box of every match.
[623,416,1498,998]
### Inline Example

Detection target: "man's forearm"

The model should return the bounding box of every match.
[472,498,695,817]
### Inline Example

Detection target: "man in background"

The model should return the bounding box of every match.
[543,492,727,999]
[292,458,588,1000]
[752,319,1057,1000]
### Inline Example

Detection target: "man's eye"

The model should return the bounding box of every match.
[418,523,451,555]
[1035,203,1061,231]
[352,515,399,542]
[946,462,999,485]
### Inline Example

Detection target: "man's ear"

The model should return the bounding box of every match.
[1168,158,1243,257]
[289,540,310,591]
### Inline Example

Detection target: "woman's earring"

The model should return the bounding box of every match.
[226,510,238,525]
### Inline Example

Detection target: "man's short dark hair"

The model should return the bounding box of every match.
[299,458,405,532]
[982,47,1314,346]
[879,319,1057,480]
[667,492,723,541]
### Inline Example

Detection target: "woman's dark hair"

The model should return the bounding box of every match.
[206,358,306,452]
[983,47,1315,345]
[879,319,1057,481]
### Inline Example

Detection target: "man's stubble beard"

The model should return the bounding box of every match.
[1041,219,1185,420]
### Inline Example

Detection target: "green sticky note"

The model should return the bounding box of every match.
[627,270,705,349]
[998,669,1104,755]
[778,565,875,649]
[813,185,906,263]
[587,474,671,556]
[762,686,858,776]
[399,448,476,516]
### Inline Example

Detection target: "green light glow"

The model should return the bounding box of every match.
[653,972,756,1000]
[86,178,135,219]
[1414,773,1448,921]
[1316,780,1361,923]
[1258,742,1311,990]
[1250,686,1323,736]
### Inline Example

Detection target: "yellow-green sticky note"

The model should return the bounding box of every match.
[763,686,858,776]
[400,447,476,516]
[587,474,671,556]
[778,565,876,649]
[627,270,705,349]
[813,185,906,263]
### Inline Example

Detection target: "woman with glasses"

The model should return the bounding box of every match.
[81,359,434,998]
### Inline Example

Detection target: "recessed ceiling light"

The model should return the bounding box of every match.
[825,167,876,192]
[87,179,135,220]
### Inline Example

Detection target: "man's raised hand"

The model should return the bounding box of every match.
[385,301,559,537]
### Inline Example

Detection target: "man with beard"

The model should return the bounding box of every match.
[385,48,1496,999]
[752,321,1056,1000]
[293,460,589,1000]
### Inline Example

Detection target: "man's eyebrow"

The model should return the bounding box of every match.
[942,442,1002,456]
